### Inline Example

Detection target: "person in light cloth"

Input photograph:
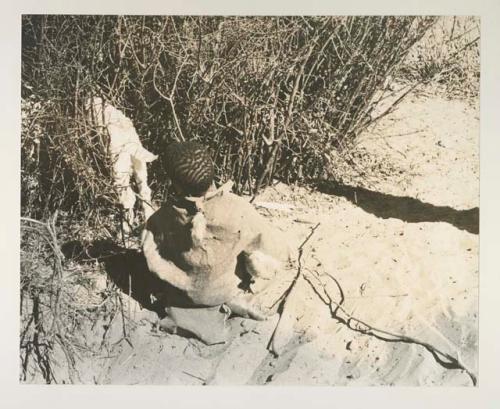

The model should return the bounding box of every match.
[142,141,292,343]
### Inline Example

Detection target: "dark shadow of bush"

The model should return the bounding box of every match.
[316,180,479,234]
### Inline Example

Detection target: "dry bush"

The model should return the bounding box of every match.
[20,214,137,383]
[22,15,435,219]
[21,88,119,235]
[20,215,85,383]
[397,16,480,98]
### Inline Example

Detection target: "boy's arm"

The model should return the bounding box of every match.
[142,228,192,291]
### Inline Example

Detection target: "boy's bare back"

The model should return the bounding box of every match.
[143,188,291,308]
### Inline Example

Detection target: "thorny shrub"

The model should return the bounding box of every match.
[22,16,436,220]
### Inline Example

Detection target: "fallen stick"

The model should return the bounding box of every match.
[253,201,294,212]
[267,222,321,355]
[293,218,315,224]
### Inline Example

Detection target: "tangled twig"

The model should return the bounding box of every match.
[302,270,477,386]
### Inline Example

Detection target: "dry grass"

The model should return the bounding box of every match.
[20,214,135,383]
[398,16,480,98]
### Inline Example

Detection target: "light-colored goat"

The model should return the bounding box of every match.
[86,97,157,234]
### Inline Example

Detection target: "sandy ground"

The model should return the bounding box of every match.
[30,94,478,386]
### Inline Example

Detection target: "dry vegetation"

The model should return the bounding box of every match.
[398,16,480,99]
[20,16,479,383]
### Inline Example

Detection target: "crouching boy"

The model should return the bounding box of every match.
[142,141,292,343]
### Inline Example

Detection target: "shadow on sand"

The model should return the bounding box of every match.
[61,239,193,316]
[316,180,479,235]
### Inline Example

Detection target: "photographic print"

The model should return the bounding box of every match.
[20,15,479,386]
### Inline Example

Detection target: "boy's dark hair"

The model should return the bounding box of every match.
[165,141,215,197]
